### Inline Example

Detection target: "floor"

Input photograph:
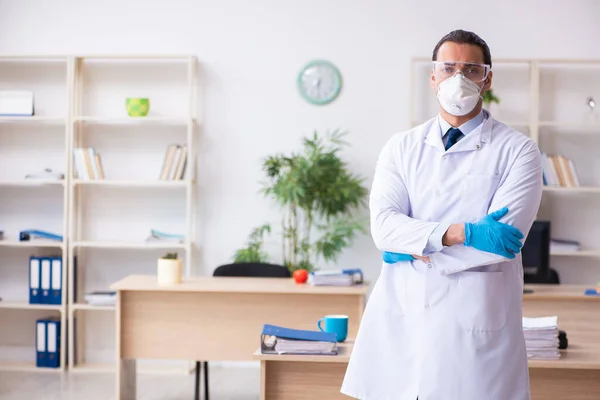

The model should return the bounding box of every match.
[0,364,260,400]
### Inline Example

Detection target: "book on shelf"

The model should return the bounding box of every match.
[260,324,338,355]
[146,229,185,243]
[159,144,187,180]
[541,153,580,188]
[73,148,105,180]
[24,168,64,181]
[84,290,116,306]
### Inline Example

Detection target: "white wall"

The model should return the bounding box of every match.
[1,0,600,286]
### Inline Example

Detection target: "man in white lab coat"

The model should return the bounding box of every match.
[341,30,543,400]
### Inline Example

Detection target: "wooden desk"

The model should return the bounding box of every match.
[523,284,600,400]
[110,275,368,400]
[254,285,600,400]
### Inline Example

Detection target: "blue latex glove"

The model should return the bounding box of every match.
[464,207,524,259]
[382,251,415,264]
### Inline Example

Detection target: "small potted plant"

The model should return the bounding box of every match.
[482,88,500,114]
[157,252,182,286]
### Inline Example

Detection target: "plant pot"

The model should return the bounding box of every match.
[126,97,150,117]
[157,258,182,286]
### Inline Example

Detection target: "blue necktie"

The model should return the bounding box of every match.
[445,127,463,150]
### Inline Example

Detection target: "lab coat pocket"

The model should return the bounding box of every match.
[457,270,506,332]
[460,174,500,222]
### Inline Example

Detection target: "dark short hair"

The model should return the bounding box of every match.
[432,29,492,68]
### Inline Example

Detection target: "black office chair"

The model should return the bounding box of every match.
[194,262,291,400]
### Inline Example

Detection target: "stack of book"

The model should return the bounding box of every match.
[522,316,560,360]
[73,148,105,180]
[260,324,338,355]
[550,238,580,253]
[310,269,364,286]
[541,153,580,188]
[84,291,116,306]
[159,144,187,180]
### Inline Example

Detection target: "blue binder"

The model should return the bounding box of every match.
[36,319,47,367]
[49,258,62,305]
[40,258,51,304]
[36,318,61,368]
[46,318,61,368]
[260,324,338,355]
[262,324,337,342]
[29,257,41,304]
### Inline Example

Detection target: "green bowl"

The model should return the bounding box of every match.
[126,98,150,117]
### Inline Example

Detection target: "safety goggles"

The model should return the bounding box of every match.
[432,61,491,83]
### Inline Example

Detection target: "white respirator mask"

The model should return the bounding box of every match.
[436,73,484,116]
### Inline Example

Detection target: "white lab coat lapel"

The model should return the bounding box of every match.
[424,113,494,155]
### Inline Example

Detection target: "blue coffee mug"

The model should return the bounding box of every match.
[317,314,348,342]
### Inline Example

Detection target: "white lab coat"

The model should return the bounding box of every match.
[341,112,543,400]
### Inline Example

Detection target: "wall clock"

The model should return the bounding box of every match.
[297,60,342,105]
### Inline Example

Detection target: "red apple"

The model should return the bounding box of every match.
[293,269,309,284]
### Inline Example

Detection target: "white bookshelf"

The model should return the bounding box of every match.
[67,55,197,373]
[0,55,69,372]
[411,58,600,281]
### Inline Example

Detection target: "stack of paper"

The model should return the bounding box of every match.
[84,291,116,306]
[273,338,337,354]
[522,316,560,360]
[261,324,338,355]
[550,239,580,253]
[311,269,363,286]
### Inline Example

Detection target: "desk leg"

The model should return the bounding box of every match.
[116,291,136,399]
[260,361,266,400]
[116,359,136,400]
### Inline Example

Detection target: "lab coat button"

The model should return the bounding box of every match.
[428,264,432,269]
[425,304,430,309]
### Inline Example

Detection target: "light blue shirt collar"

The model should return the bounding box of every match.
[438,109,485,138]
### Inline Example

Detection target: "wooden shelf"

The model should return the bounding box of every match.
[70,363,114,374]
[74,116,192,125]
[0,302,63,311]
[551,250,600,257]
[70,362,190,374]
[71,241,187,250]
[0,116,65,124]
[0,180,65,187]
[72,180,188,188]
[72,303,115,311]
[543,186,600,193]
[539,121,600,128]
[0,240,65,249]
[0,361,62,373]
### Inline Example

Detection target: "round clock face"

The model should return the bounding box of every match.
[297,60,342,105]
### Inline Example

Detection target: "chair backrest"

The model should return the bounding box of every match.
[213,262,291,278]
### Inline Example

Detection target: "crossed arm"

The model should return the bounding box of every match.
[370,138,543,275]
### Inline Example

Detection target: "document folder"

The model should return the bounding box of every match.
[46,319,60,368]
[29,257,41,304]
[49,258,62,305]
[40,258,51,304]
[260,324,338,355]
[36,319,47,367]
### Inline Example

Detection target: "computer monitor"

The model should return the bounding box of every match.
[522,220,551,284]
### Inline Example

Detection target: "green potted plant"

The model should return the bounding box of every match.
[482,88,500,110]
[233,130,369,273]
[157,252,182,285]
